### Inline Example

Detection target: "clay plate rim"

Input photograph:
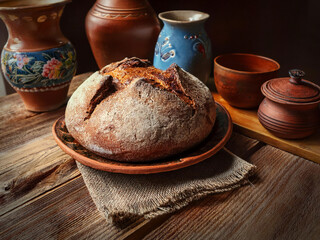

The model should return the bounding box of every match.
[52,102,233,174]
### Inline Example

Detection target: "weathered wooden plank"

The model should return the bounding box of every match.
[0,141,78,217]
[0,93,36,125]
[0,108,66,151]
[0,176,145,240]
[0,73,92,215]
[143,145,320,240]
[0,133,260,239]
[118,132,262,240]
[225,132,263,159]
[0,134,79,216]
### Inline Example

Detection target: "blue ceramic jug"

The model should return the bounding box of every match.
[153,10,212,84]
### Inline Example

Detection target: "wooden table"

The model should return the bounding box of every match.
[1,73,319,240]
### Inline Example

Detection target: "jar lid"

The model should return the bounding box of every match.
[261,69,320,104]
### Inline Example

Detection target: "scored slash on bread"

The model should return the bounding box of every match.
[90,58,195,116]
[84,75,115,121]
[65,57,216,162]
[85,58,195,121]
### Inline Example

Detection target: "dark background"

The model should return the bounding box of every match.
[1,0,320,94]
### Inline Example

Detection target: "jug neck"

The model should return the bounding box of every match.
[159,10,209,29]
[0,4,69,51]
[94,0,151,10]
[162,20,207,31]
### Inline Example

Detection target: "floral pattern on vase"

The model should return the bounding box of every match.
[1,43,76,89]
[0,0,76,112]
[154,36,176,62]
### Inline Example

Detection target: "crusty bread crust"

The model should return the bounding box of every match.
[65,58,215,162]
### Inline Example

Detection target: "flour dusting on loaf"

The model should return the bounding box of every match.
[65,57,216,162]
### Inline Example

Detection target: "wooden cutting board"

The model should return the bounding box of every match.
[212,92,320,164]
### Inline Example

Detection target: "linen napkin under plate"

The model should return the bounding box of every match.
[77,148,255,226]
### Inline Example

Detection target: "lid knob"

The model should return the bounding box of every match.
[289,69,305,85]
[262,68,320,104]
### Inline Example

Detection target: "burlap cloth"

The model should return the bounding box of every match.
[77,148,255,226]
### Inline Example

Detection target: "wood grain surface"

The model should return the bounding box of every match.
[144,145,320,240]
[0,132,260,240]
[0,73,91,216]
[0,176,145,240]
[0,73,319,240]
[212,92,320,164]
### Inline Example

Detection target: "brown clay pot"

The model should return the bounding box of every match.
[85,0,160,69]
[214,53,280,108]
[258,69,320,139]
[0,0,76,112]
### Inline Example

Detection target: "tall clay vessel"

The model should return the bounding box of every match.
[85,0,160,69]
[153,10,212,84]
[0,0,76,112]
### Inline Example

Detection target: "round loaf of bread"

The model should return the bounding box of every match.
[65,57,216,162]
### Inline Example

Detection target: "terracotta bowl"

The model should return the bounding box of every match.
[214,53,280,108]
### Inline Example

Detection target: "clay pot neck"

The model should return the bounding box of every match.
[94,0,151,10]
[159,10,209,28]
[0,1,69,51]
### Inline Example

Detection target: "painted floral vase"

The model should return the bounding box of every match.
[0,0,76,112]
[85,0,160,69]
[153,10,212,84]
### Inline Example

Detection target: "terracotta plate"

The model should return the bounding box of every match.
[52,102,232,174]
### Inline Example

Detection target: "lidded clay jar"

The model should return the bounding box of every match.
[258,69,320,139]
